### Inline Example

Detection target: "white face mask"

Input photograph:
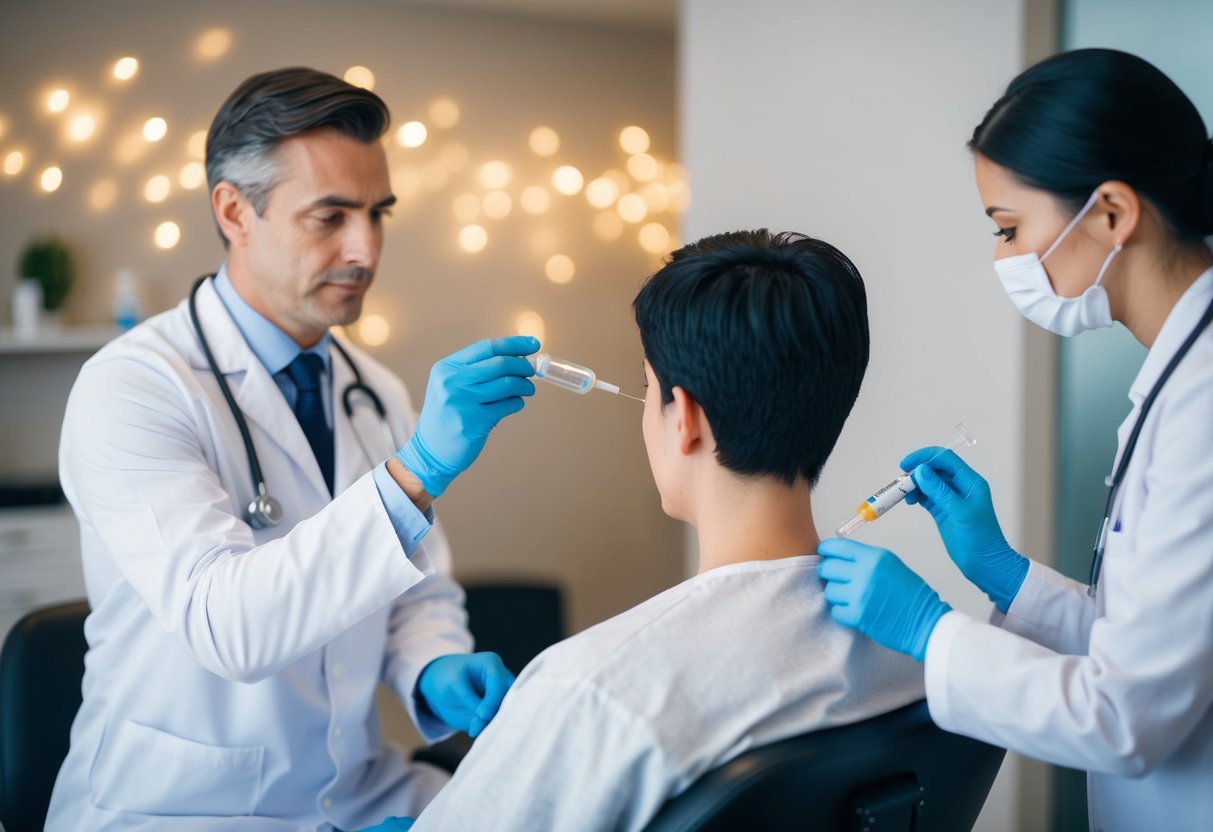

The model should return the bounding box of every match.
[993,190,1122,337]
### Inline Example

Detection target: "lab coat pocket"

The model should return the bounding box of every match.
[90,719,264,815]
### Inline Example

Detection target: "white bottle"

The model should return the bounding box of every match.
[12,279,43,337]
[114,269,141,330]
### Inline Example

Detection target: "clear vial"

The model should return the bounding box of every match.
[529,353,620,395]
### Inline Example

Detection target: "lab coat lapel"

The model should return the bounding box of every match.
[330,338,380,494]
[186,278,331,501]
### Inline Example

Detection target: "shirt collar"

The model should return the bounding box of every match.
[212,264,331,378]
[1128,263,1213,404]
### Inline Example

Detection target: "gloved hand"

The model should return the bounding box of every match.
[416,652,515,738]
[353,818,414,831]
[900,447,1029,613]
[396,336,539,498]
[817,537,951,662]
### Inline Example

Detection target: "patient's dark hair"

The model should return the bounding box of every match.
[633,229,869,487]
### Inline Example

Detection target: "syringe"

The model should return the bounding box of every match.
[835,422,976,537]
[528,353,644,401]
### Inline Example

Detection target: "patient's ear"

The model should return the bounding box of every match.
[671,386,702,455]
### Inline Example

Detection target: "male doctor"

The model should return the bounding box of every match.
[45,67,538,830]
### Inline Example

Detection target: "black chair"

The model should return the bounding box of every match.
[0,599,90,832]
[413,581,565,772]
[642,699,1005,832]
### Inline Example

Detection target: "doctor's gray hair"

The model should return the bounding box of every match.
[205,67,391,246]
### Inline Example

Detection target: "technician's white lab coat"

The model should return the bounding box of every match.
[924,266,1213,831]
[45,278,471,831]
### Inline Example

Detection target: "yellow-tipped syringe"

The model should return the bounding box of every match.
[836,422,976,537]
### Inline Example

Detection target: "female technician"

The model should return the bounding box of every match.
[817,48,1213,829]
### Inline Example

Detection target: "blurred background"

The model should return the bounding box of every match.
[1,1,1210,829]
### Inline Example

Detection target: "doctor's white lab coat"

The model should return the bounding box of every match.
[924,267,1213,832]
[45,278,470,831]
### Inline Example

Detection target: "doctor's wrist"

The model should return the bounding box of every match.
[386,456,434,514]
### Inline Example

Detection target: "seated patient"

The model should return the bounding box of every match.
[412,229,925,831]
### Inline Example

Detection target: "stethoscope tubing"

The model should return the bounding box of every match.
[1087,290,1213,597]
[188,274,394,527]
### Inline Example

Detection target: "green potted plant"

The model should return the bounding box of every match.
[17,236,75,326]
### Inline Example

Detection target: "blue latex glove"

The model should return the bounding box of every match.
[817,537,951,662]
[900,447,1029,613]
[352,818,414,831]
[416,652,515,738]
[396,336,539,498]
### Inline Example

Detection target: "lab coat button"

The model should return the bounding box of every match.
[332,663,346,679]
[323,798,334,810]
[334,726,344,739]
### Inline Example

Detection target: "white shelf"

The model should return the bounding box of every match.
[0,325,122,355]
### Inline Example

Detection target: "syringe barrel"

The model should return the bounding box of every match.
[859,473,917,520]
[529,353,596,394]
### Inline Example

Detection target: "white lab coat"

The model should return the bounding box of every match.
[924,267,1213,831]
[45,278,471,831]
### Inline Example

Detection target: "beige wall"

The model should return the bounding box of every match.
[0,0,684,635]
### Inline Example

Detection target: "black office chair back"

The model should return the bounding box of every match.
[643,699,1005,832]
[0,600,90,832]
[412,582,565,773]
[463,582,565,675]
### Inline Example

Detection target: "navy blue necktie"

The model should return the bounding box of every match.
[285,353,334,495]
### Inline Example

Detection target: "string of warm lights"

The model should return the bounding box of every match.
[0,28,689,350]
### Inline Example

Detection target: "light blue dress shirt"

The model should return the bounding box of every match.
[212,266,432,555]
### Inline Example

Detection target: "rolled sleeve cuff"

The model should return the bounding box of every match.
[372,461,435,560]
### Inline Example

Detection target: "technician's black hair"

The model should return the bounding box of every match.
[971,48,1213,242]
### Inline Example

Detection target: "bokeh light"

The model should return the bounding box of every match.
[626,153,659,182]
[396,121,427,148]
[452,193,480,223]
[115,132,148,165]
[528,126,560,157]
[179,162,206,190]
[458,224,488,253]
[40,166,63,192]
[47,89,70,113]
[585,177,620,209]
[143,174,171,203]
[639,222,671,255]
[616,192,648,223]
[429,98,460,129]
[0,115,7,140]
[551,165,583,196]
[392,166,423,199]
[143,117,167,142]
[113,57,139,81]
[67,114,96,142]
[89,179,117,211]
[482,190,512,220]
[514,310,546,343]
[187,130,207,160]
[3,151,26,176]
[520,186,551,215]
[358,314,391,347]
[343,65,375,90]
[668,180,692,212]
[592,211,625,241]
[480,161,512,189]
[544,254,575,285]
[619,125,650,155]
[154,221,181,249]
[641,182,671,213]
[195,28,232,62]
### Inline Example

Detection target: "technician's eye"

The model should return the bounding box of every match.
[315,212,342,227]
[993,226,1017,244]
[372,208,393,223]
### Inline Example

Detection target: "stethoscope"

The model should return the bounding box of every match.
[1087,289,1213,597]
[188,274,397,529]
